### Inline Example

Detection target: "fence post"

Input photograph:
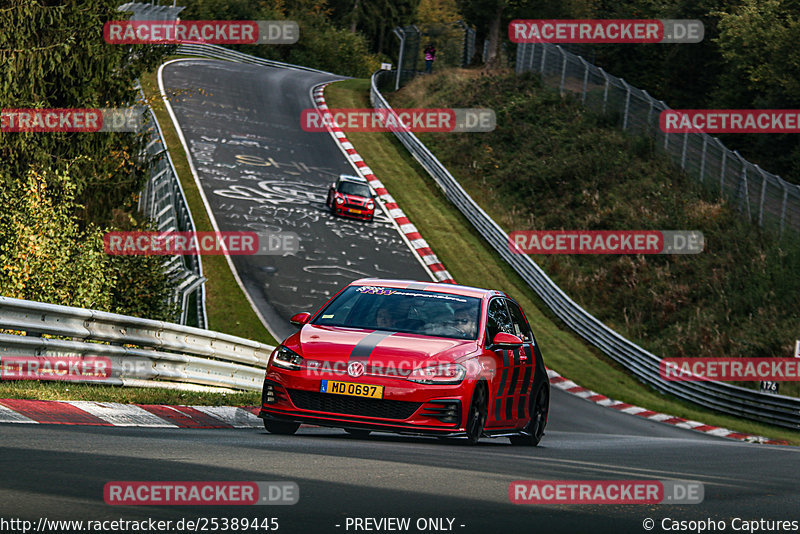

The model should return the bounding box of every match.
[681,132,689,170]
[529,42,536,71]
[579,56,589,104]
[620,78,631,130]
[661,101,669,150]
[558,46,567,93]
[719,140,727,198]
[699,135,708,184]
[599,67,609,113]
[755,165,769,228]
[393,27,406,91]
[734,152,752,221]
[779,183,789,236]
[540,42,547,73]
[643,90,654,133]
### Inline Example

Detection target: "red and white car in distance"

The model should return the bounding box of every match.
[259,278,550,445]
[326,174,375,221]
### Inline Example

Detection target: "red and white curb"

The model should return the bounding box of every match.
[547,370,788,445]
[0,399,262,428]
[311,84,455,284]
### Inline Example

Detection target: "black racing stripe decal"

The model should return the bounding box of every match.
[507,367,520,397]
[520,365,533,397]
[494,398,503,422]
[348,331,394,362]
[505,392,514,420]
[497,368,508,401]
[499,349,509,367]
[406,282,428,290]
[518,394,527,420]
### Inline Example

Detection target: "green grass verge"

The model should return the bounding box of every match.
[0,381,258,406]
[324,78,800,445]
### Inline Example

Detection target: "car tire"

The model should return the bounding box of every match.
[465,382,488,445]
[344,428,371,437]
[263,420,300,435]
[510,385,548,446]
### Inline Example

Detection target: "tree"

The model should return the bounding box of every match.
[0,0,170,224]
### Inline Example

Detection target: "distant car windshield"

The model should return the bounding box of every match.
[339,181,371,198]
[312,285,481,340]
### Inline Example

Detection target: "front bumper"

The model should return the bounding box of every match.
[334,205,374,220]
[259,377,466,434]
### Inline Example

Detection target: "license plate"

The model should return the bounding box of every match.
[347,208,362,214]
[320,380,383,399]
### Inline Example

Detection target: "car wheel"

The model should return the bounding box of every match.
[465,382,488,445]
[510,385,548,446]
[344,428,371,437]
[263,420,300,435]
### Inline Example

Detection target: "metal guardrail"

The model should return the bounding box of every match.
[138,103,207,327]
[371,69,800,430]
[175,43,334,75]
[516,42,800,237]
[0,296,274,392]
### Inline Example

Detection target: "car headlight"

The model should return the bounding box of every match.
[407,363,466,384]
[366,199,374,209]
[270,345,304,371]
[335,196,344,204]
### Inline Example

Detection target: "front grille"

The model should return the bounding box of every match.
[287,389,421,420]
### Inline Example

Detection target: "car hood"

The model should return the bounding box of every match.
[290,324,478,371]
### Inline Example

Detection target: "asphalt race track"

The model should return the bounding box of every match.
[160,59,429,339]
[1,390,798,533]
[1,60,797,534]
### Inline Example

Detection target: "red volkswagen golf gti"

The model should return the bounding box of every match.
[258,278,550,445]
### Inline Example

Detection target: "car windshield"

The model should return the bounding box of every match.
[312,285,481,340]
[338,181,371,198]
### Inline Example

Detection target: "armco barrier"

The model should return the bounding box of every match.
[370,68,800,430]
[138,100,207,327]
[0,296,274,392]
[176,43,334,75]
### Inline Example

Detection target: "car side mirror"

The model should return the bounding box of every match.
[492,332,523,347]
[290,312,311,326]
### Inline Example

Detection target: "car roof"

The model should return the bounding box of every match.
[338,174,368,183]
[350,278,503,299]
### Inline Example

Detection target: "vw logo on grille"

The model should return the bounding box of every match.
[347,361,365,377]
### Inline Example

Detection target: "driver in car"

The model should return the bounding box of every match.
[451,305,477,337]
[375,306,402,330]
